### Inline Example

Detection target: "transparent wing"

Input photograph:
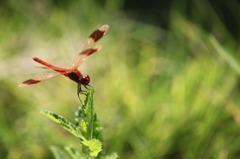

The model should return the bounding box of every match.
[19,71,63,87]
[72,24,109,69]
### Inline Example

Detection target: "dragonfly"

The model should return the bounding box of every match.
[19,24,109,101]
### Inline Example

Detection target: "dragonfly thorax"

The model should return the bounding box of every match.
[80,75,90,85]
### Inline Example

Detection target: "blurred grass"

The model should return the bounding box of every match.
[0,0,240,159]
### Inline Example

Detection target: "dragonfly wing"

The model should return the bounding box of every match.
[19,72,63,87]
[72,45,102,69]
[72,24,109,69]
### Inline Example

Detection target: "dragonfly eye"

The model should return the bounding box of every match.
[81,75,90,85]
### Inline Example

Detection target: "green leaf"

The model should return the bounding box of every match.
[75,89,96,139]
[82,89,94,139]
[82,139,102,157]
[65,146,82,159]
[75,89,103,141]
[41,89,107,158]
[40,110,85,141]
[79,120,88,134]
[50,145,71,159]
[93,114,103,141]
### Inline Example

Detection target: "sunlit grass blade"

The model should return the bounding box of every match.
[105,153,119,159]
[50,146,71,159]
[64,146,82,159]
[210,35,240,74]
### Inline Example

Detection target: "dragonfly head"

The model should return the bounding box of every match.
[80,75,90,85]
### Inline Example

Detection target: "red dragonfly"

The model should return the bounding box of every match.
[19,24,109,96]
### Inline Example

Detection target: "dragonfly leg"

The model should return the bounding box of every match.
[77,84,83,105]
[84,85,93,90]
[77,84,88,105]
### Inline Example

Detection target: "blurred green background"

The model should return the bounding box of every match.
[1,0,240,158]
